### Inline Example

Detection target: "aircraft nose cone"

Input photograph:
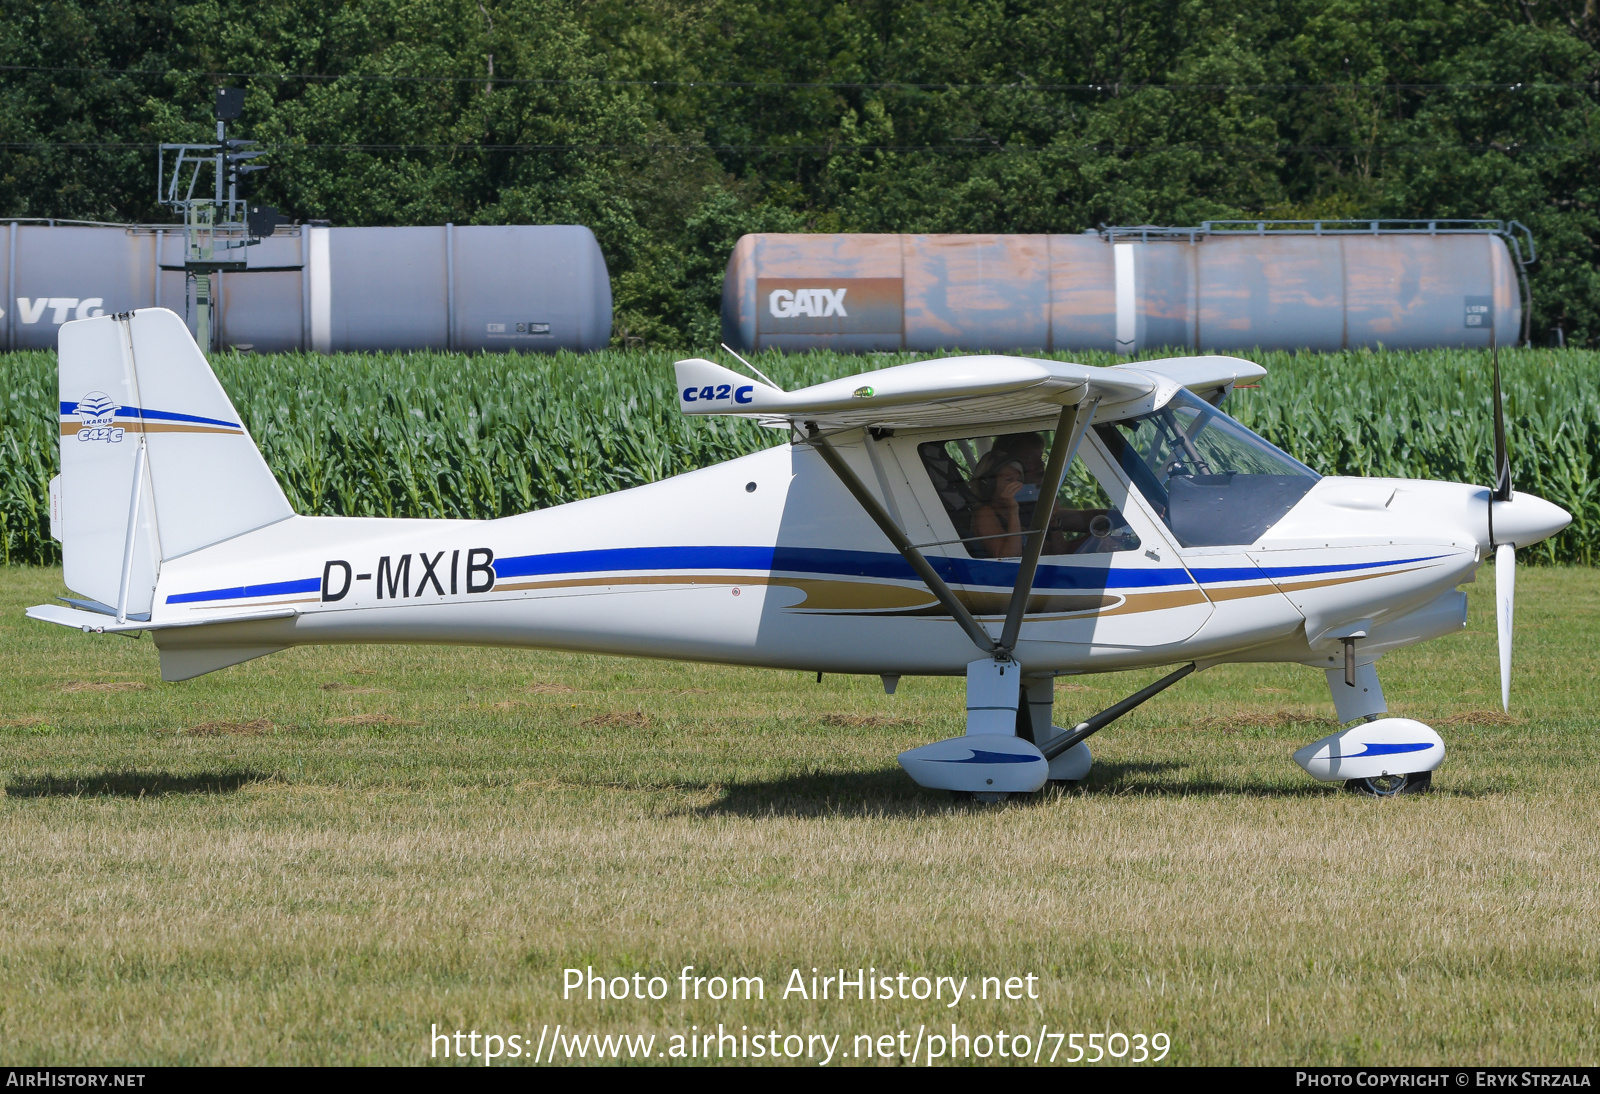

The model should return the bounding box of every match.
[1491,492,1572,549]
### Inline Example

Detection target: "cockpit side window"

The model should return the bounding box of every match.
[916,431,1141,559]
[1095,389,1319,547]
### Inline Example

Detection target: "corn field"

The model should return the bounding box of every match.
[2,346,1596,566]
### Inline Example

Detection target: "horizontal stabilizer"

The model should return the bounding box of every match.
[30,600,299,680]
[26,603,155,633]
[57,596,143,620]
[27,602,298,633]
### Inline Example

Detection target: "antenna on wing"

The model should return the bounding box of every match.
[721,343,784,391]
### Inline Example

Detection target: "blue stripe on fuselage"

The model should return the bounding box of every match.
[494,545,778,580]
[495,545,1196,590]
[495,546,1444,591]
[1245,555,1445,580]
[166,577,321,604]
[163,547,1447,606]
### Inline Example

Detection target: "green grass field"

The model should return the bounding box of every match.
[1,562,1597,1065]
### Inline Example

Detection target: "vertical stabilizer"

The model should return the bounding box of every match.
[57,308,293,616]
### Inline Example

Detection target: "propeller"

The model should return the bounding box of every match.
[1496,540,1514,712]
[1488,332,1516,711]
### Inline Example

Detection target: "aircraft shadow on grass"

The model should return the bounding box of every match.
[694,760,1360,817]
[5,769,269,798]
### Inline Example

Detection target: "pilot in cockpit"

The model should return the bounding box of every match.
[965,432,1128,558]
[968,433,1045,558]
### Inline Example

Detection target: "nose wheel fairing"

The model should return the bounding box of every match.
[1294,718,1445,783]
[1295,662,1444,786]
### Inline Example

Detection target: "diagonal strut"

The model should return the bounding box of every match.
[806,424,998,656]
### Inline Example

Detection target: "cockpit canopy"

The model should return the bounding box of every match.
[1095,389,1319,547]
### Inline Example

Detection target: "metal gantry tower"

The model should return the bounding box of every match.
[157,87,285,353]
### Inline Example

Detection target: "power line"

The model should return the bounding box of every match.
[0,140,1590,153]
[0,63,1593,92]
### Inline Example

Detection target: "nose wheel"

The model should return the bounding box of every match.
[1346,770,1432,797]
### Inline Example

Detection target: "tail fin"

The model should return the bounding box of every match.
[57,308,292,619]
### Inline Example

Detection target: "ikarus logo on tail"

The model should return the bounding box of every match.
[74,391,123,442]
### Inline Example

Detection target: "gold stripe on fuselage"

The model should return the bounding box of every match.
[488,573,1148,620]
[493,573,938,613]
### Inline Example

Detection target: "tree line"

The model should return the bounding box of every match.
[1,0,1596,346]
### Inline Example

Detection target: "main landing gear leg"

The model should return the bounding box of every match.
[898,663,1199,801]
[898,658,1049,803]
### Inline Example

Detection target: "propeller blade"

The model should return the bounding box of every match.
[1491,338,1513,504]
[1496,542,1515,712]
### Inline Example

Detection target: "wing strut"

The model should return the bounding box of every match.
[997,398,1099,654]
[807,398,1100,662]
[806,424,999,656]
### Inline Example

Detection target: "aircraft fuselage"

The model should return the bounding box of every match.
[147,428,1488,682]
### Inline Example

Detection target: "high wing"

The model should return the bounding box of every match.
[672,353,1265,430]
[1131,355,1267,405]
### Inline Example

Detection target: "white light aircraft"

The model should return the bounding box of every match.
[29,309,1571,799]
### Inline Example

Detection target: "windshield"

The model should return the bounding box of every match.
[1094,389,1319,548]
